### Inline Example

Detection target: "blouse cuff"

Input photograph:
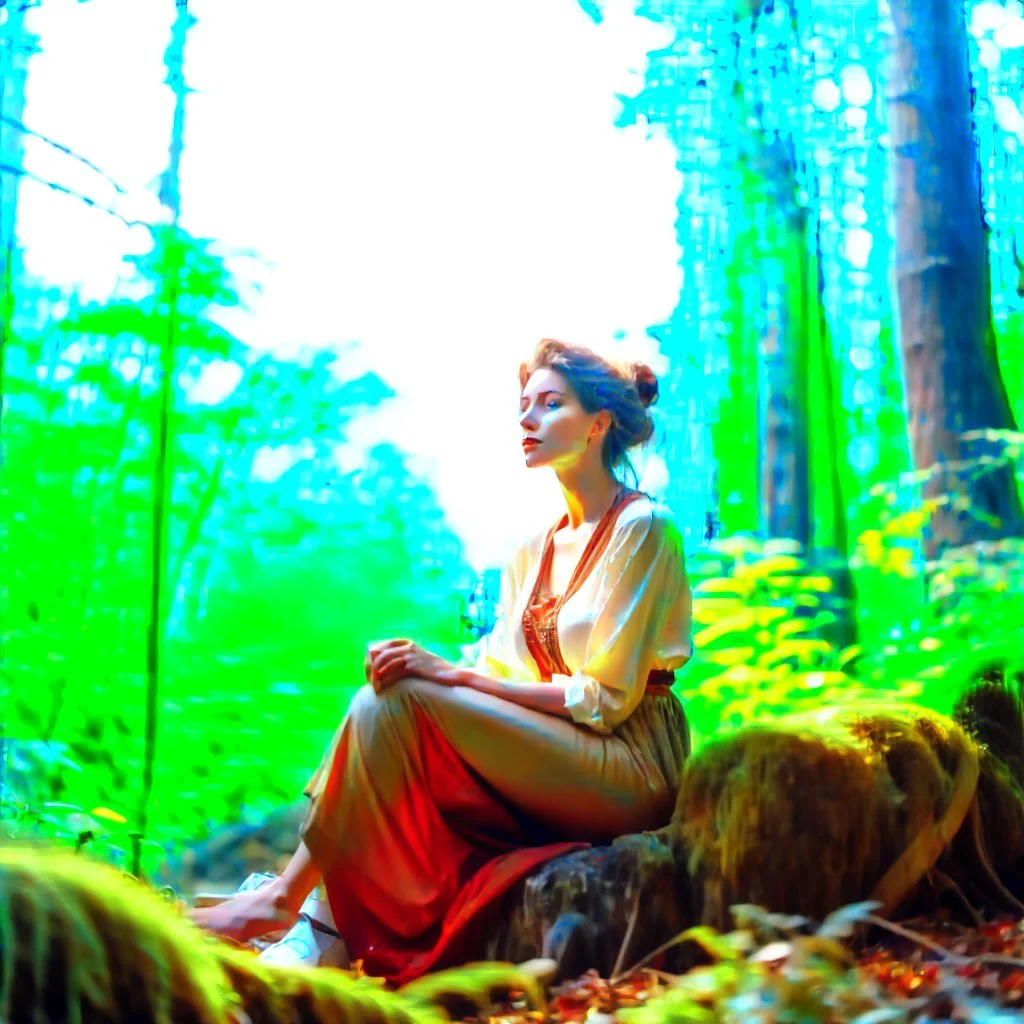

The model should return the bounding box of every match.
[553,671,613,735]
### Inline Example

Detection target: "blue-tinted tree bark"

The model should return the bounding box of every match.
[887,0,1024,555]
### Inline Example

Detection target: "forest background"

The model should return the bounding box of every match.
[1,0,1022,880]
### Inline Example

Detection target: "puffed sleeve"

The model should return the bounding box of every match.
[553,507,691,734]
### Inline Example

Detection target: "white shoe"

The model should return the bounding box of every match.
[258,913,350,969]
[192,871,278,908]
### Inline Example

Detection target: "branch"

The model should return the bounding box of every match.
[0,164,149,229]
[0,115,127,195]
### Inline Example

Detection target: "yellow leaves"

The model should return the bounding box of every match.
[91,807,127,824]
[857,528,920,577]
[757,639,833,669]
[720,664,776,687]
[700,647,757,667]
[708,535,763,558]
[738,554,807,579]
[770,575,835,594]
[918,637,942,652]
[693,608,787,649]
[693,578,749,597]
[776,619,814,639]
[885,547,917,579]
[792,671,850,690]
[692,598,746,626]
[883,509,926,539]
[800,575,834,593]
[858,529,884,559]
[837,645,862,668]
[962,427,1024,445]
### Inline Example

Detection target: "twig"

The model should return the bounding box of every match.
[0,115,127,194]
[864,913,1024,971]
[926,868,984,927]
[610,886,643,983]
[863,914,962,962]
[0,164,149,229]
[610,928,689,986]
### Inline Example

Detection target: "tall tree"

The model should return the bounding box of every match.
[136,0,193,875]
[0,2,38,426]
[887,0,1024,556]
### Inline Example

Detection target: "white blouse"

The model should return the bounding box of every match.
[467,496,692,735]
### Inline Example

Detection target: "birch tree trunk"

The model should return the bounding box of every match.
[137,0,193,876]
[0,3,37,419]
[886,0,1023,555]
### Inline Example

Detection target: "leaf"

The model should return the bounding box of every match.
[745,554,807,577]
[694,611,757,648]
[837,644,863,668]
[757,639,832,668]
[92,807,128,824]
[692,597,747,625]
[693,579,750,597]
[750,940,792,962]
[850,1010,907,1024]
[675,926,748,962]
[797,575,835,593]
[401,963,545,1016]
[729,904,771,930]
[817,901,881,939]
[699,647,757,668]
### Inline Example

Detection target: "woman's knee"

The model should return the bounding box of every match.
[347,683,378,719]
[347,678,435,723]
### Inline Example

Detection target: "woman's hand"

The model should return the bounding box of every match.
[365,639,462,693]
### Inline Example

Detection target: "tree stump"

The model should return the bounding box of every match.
[482,697,1024,979]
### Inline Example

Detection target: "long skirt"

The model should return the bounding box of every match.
[300,678,689,984]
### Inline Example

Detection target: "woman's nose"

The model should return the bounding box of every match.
[519,410,537,431]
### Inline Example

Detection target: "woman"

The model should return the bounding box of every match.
[193,339,693,982]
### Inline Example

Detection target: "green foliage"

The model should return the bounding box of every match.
[679,448,1024,745]
[0,226,477,872]
[995,312,1024,431]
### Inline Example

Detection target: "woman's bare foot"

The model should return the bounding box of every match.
[189,881,300,943]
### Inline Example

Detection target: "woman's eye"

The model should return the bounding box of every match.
[546,402,560,410]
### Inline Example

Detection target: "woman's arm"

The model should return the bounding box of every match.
[451,668,576,721]
[368,643,575,722]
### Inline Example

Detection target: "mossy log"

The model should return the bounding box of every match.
[482,697,1024,979]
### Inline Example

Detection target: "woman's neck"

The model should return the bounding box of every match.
[554,471,623,531]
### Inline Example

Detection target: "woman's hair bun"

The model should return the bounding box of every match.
[630,361,659,408]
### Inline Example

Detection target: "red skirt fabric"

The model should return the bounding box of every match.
[300,679,687,984]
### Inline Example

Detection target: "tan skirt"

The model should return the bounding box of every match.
[300,679,689,981]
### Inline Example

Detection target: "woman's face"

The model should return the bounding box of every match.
[519,367,607,469]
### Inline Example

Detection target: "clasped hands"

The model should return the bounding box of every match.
[364,638,462,693]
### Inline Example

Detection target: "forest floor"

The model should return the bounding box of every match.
[415,916,1024,1024]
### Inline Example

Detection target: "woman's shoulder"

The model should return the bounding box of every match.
[616,492,680,533]
[610,494,685,560]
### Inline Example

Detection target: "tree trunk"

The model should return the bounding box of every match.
[137,0,193,877]
[0,3,37,422]
[887,0,1024,556]
[483,701,1024,980]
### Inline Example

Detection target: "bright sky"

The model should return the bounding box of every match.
[16,0,682,568]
